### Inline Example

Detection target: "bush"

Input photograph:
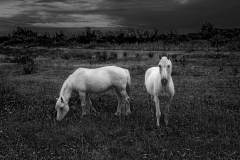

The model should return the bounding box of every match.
[94,51,101,61]
[108,52,118,61]
[70,52,92,60]
[101,51,108,62]
[94,51,107,62]
[82,52,92,60]
[148,52,154,58]
[135,53,142,61]
[171,54,178,59]
[1,56,12,63]
[84,43,97,49]
[17,54,36,74]
[123,52,128,59]
[61,53,70,60]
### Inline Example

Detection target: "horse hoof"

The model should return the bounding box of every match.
[115,111,121,116]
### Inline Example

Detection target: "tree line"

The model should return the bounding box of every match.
[0,22,240,51]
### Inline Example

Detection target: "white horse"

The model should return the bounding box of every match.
[55,66,131,121]
[145,55,175,127]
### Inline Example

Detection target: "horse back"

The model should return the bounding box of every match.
[72,66,129,93]
[103,66,130,86]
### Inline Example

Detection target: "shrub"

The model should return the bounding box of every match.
[135,53,142,61]
[70,52,92,60]
[101,51,108,62]
[94,51,101,61]
[61,53,70,60]
[17,54,36,74]
[94,51,107,62]
[148,52,154,58]
[2,56,12,63]
[123,52,128,59]
[82,52,92,60]
[84,43,97,49]
[108,52,118,61]
[171,54,178,59]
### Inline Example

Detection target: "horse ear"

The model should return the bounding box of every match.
[61,97,64,103]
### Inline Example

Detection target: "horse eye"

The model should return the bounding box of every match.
[159,65,161,68]
[167,65,170,68]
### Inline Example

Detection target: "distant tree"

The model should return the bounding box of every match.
[37,32,53,46]
[0,35,10,44]
[166,30,180,45]
[231,35,240,51]
[53,30,68,46]
[6,27,38,46]
[210,34,227,51]
[201,22,214,40]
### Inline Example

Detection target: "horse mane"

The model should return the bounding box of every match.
[60,74,72,100]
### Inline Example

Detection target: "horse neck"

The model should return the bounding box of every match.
[60,78,73,103]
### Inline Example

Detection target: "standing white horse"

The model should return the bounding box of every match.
[55,66,131,121]
[145,55,175,127]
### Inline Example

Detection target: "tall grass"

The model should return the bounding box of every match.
[0,49,240,159]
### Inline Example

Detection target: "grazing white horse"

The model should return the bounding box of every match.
[55,66,131,121]
[145,55,175,127]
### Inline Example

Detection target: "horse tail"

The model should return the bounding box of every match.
[125,69,131,96]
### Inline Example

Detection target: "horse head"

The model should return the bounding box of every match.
[158,54,172,87]
[55,96,69,121]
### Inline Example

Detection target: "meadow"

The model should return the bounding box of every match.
[0,48,240,159]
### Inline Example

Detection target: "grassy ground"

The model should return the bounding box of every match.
[0,49,240,159]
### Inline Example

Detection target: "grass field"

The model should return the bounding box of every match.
[0,49,240,159]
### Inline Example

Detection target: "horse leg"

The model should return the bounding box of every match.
[115,89,123,116]
[154,96,161,127]
[79,92,88,117]
[148,94,154,114]
[86,93,96,113]
[164,98,172,126]
[120,89,131,116]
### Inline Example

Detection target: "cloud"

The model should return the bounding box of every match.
[0,0,240,34]
[0,1,25,17]
[31,14,121,28]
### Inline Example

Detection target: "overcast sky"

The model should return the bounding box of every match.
[0,0,240,35]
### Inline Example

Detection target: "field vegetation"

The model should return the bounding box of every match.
[0,22,240,52]
[0,45,240,159]
[0,22,240,159]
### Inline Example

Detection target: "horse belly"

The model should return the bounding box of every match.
[86,73,113,93]
[158,93,171,102]
[157,86,173,102]
[87,85,112,93]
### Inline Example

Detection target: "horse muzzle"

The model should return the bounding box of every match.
[161,78,168,86]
